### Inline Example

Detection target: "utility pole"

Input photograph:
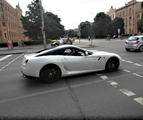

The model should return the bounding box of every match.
[35,0,47,48]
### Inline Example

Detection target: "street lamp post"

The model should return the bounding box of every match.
[38,0,47,48]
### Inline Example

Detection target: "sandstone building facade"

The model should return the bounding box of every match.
[0,0,24,42]
[107,0,143,34]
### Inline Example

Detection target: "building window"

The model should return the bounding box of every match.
[137,14,140,20]
[123,11,125,17]
[0,3,3,11]
[129,8,132,15]
[2,22,6,26]
[1,14,4,19]
[129,17,132,25]
[4,33,7,38]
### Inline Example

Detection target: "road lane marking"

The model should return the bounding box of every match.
[0,87,68,104]
[134,63,142,67]
[123,69,131,73]
[122,59,125,62]
[126,61,133,64]
[134,97,143,106]
[0,55,12,62]
[100,75,108,80]
[0,54,23,71]
[132,73,143,78]
[72,79,105,88]
[120,89,136,97]
[108,81,119,87]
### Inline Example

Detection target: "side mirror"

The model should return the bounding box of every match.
[85,51,88,56]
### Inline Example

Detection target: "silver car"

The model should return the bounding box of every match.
[125,35,143,52]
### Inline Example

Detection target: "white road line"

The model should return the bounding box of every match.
[0,55,12,62]
[122,59,125,62]
[123,69,131,73]
[120,89,136,97]
[72,79,105,88]
[134,63,142,67]
[134,97,143,106]
[0,54,23,71]
[100,75,108,80]
[0,87,67,104]
[108,81,119,87]
[126,61,133,64]
[132,73,143,78]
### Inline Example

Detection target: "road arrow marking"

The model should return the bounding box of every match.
[132,73,143,78]
[0,55,12,62]
[123,69,131,73]
[134,97,143,106]
[100,75,108,80]
[120,89,136,97]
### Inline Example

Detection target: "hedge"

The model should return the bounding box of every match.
[0,40,51,47]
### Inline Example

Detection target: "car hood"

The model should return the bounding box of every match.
[24,53,37,59]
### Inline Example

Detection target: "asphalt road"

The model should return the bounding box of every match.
[0,39,143,119]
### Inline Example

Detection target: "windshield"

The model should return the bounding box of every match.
[128,37,139,41]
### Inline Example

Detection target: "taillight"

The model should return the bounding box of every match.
[136,41,140,44]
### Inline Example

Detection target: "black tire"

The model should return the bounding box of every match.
[40,67,61,83]
[105,58,120,72]
[125,48,130,51]
[139,46,143,52]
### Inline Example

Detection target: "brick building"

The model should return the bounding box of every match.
[0,0,24,42]
[107,0,143,34]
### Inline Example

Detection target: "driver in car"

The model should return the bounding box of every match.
[68,49,77,56]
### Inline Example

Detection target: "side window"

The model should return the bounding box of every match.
[63,49,72,55]
[141,37,143,41]
[76,50,85,56]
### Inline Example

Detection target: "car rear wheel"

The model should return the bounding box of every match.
[105,58,119,72]
[125,48,130,51]
[139,46,143,52]
[40,67,61,83]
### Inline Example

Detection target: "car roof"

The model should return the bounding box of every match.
[131,35,143,38]
[36,45,83,56]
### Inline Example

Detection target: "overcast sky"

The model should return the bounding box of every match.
[6,0,142,30]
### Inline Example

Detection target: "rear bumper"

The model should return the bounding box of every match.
[125,44,140,50]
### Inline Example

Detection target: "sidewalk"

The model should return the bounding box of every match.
[0,45,47,56]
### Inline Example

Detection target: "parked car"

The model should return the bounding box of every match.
[125,35,143,52]
[21,45,121,83]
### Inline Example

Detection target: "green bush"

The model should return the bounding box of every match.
[0,42,7,47]
[13,42,18,46]
[24,40,43,45]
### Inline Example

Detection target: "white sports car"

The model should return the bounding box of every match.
[21,45,121,83]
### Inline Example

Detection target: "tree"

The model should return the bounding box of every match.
[44,12,64,39]
[113,17,124,35]
[92,12,114,38]
[21,1,42,40]
[137,2,143,33]
[65,29,78,37]
[137,19,143,33]
[79,21,92,38]
[21,0,64,40]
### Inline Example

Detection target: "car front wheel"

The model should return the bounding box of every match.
[125,48,130,51]
[40,67,61,83]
